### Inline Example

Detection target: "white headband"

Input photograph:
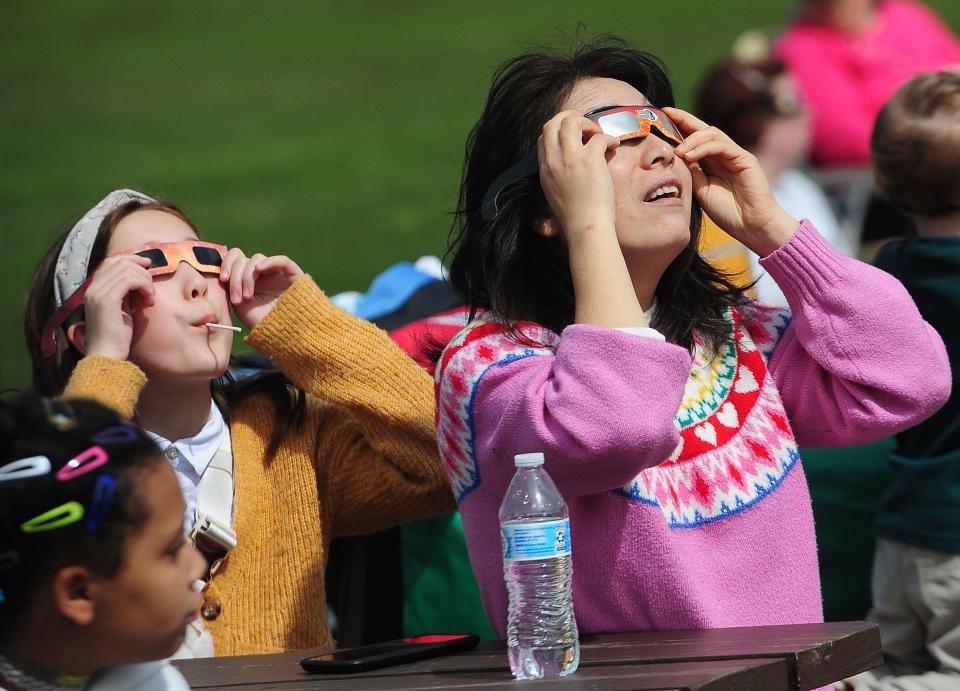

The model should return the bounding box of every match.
[53,188,157,308]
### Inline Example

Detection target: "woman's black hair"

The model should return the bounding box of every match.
[447,36,746,352]
[0,395,164,642]
[23,199,305,459]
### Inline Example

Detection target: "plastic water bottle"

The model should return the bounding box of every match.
[499,452,579,680]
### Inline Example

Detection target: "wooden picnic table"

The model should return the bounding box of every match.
[174,621,882,690]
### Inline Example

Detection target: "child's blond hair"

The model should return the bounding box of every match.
[872,71,960,216]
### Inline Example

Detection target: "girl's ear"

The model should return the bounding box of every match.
[533,216,561,238]
[66,322,87,355]
[52,566,96,626]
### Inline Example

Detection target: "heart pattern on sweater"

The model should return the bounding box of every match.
[693,422,717,446]
[734,367,758,393]
[717,402,739,428]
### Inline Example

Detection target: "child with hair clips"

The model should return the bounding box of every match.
[0,394,203,690]
[23,189,454,656]
[840,71,960,691]
[435,37,951,671]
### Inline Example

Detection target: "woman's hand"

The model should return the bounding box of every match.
[538,111,648,328]
[220,249,304,328]
[665,107,799,257]
[538,110,621,239]
[81,254,156,361]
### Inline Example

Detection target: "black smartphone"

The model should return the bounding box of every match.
[300,634,480,674]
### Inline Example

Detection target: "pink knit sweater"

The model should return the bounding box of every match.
[775,0,960,166]
[435,221,950,639]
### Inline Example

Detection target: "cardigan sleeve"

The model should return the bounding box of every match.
[436,322,692,501]
[245,274,455,536]
[754,220,951,447]
[61,355,147,420]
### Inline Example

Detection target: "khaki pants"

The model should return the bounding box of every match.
[844,538,960,690]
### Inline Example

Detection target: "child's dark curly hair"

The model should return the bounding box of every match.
[0,394,163,642]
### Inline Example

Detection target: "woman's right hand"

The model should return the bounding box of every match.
[80,254,155,361]
[538,111,648,328]
[538,110,620,238]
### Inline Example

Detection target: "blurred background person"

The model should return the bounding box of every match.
[696,48,851,307]
[775,0,960,259]
[775,0,960,168]
[841,70,960,691]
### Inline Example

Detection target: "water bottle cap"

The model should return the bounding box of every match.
[514,452,544,468]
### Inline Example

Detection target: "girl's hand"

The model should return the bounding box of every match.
[82,254,156,361]
[538,110,621,239]
[220,249,304,328]
[665,107,799,256]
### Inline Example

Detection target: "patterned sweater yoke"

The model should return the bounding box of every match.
[435,221,951,638]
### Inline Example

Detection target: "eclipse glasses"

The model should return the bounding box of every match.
[41,240,227,358]
[480,105,684,221]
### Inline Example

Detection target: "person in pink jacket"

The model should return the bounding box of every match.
[434,37,950,685]
[775,0,960,167]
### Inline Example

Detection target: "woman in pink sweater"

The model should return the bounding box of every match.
[435,38,950,652]
[775,0,960,167]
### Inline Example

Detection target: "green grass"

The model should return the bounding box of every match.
[2,1,958,389]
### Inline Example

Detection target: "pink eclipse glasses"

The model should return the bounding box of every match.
[481,105,685,221]
[41,240,227,358]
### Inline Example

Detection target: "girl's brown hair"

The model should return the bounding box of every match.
[872,70,960,216]
[23,199,305,457]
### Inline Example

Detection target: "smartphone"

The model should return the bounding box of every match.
[300,633,480,674]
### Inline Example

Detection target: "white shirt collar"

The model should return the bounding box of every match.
[145,400,225,477]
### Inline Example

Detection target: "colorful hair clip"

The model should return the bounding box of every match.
[21,501,85,533]
[56,445,108,481]
[92,424,140,446]
[86,474,117,532]
[42,398,77,431]
[0,549,19,571]
[0,455,52,482]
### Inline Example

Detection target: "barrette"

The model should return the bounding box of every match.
[42,398,77,431]
[92,424,140,446]
[86,474,117,532]
[21,501,85,533]
[0,456,52,482]
[56,445,108,481]
[0,549,19,571]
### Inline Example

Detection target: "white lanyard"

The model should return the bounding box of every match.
[190,442,237,552]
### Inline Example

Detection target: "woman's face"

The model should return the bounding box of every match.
[104,210,233,383]
[561,77,693,267]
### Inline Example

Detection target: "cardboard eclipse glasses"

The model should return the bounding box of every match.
[41,240,227,358]
[480,105,684,221]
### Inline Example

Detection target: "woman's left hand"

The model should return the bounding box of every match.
[220,249,305,328]
[664,107,799,257]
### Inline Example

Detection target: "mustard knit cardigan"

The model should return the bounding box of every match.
[63,276,455,655]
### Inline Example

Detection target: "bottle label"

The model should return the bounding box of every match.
[501,519,571,561]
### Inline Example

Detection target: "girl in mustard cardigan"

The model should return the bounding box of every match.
[23,189,454,656]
